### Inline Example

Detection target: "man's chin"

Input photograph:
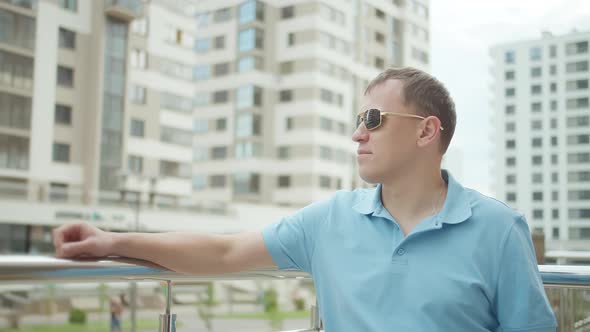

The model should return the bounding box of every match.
[358,171,380,185]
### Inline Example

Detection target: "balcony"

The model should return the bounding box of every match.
[104,0,143,22]
[0,256,589,331]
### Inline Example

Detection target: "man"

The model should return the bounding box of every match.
[109,293,125,332]
[53,68,557,331]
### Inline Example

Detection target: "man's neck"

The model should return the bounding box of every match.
[380,168,448,235]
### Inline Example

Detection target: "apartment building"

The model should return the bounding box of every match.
[491,30,590,250]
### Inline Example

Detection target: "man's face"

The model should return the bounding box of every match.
[352,79,421,184]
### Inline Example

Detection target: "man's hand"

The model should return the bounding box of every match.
[53,223,115,258]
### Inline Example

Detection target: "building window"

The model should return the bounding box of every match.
[213,7,231,23]
[55,104,72,125]
[58,0,77,12]
[213,62,230,76]
[160,160,190,178]
[214,35,225,49]
[506,174,516,184]
[505,139,515,149]
[130,49,147,69]
[531,137,542,147]
[238,28,264,51]
[236,85,262,109]
[532,173,543,184]
[161,126,192,147]
[237,56,263,72]
[193,119,208,134]
[52,143,70,163]
[212,90,229,104]
[319,146,332,160]
[529,47,542,61]
[505,122,516,132]
[531,102,542,113]
[235,142,261,159]
[530,67,541,77]
[279,90,293,102]
[505,105,515,115]
[320,117,333,131]
[551,154,558,165]
[130,118,144,137]
[193,65,210,81]
[532,209,544,219]
[505,88,515,97]
[532,191,543,201]
[193,147,208,161]
[531,84,542,95]
[566,97,589,109]
[215,118,226,131]
[506,192,516,202]
[505,51,515,64]
[233,172,260,194]
[277,146,290,159]
[566,61,589,73]
[194,38,210,53]
[129,85,146,104]
[160,92,192,113]
[374,8,385,19]
[566,79,589,91]
[319,175,331,188]
[128,155,143,174]
[210,175,226,188]
[551,136,558,146]
[532,155,543,165]
[192,175,206,190]
[506,157,516,166]
[239,0,264,23]
[58,27,76,49]
[531,120,542,130]
[131,18,148,36]
[286,117,293,130]
[57,66,74,87]
[566,41,589,55]
[287,32,296,46]
[281,6,294,19]
[505,71,515,80]
[236,113,261,137]
[278,175,291,188]
[375,31,385,44]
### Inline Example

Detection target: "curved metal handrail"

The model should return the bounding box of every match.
[0,255,588,287]
[0,255,309,283]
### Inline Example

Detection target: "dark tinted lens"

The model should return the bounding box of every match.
[365,109,381,130]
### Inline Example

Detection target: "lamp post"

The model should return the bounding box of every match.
[118,171,157,332]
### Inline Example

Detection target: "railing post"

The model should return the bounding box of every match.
[310,298,322,331]
[158,280,176,332]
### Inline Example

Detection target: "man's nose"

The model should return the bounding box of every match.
[352,123,369,142]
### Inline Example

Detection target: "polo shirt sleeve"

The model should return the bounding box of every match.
[494,216,557,331]
[261,199,330,274]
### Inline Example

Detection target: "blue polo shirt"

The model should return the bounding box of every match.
[262,170,557,331]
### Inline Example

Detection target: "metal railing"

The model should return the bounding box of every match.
[1,256,589,331]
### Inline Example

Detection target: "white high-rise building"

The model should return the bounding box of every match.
[491,30,590,251]
[191,0,431,206]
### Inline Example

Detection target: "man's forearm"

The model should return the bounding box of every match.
[111,232,233,274]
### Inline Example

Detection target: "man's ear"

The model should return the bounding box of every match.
[417,117,441,147]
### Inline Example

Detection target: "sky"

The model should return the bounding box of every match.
[431,0,590,196]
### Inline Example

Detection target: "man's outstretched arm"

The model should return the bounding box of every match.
[53,223,276,274]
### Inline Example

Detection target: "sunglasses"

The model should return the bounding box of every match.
[356,108,445,131]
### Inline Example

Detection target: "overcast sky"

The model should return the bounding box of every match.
[431,0,590,196]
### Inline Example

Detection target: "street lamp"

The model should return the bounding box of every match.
[117,171,158,332]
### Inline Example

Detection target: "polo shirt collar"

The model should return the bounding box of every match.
[352,169,472,225]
